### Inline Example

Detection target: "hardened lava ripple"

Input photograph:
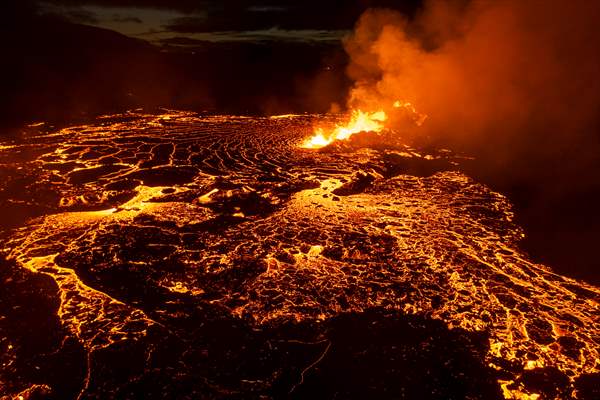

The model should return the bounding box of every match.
[0,110,598,399]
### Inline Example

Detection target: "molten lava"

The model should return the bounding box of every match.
[302,109,387,149]
[301,101,428,149]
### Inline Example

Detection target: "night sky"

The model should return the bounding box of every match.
[32,1,422,44]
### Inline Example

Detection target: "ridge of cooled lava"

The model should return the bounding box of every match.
[0,110,598,399]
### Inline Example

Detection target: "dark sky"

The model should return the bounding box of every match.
[2,0,424,125]
[32,1,422,44]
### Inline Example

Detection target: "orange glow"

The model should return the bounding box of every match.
[301,109,387,149]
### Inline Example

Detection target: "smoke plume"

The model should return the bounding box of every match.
[344,0,600,182]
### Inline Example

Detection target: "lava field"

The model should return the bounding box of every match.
[0,111,598,399]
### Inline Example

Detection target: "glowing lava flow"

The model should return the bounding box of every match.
[1,111,599,400]
[301,109,387,148]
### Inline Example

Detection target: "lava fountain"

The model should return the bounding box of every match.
[301,101,428,149]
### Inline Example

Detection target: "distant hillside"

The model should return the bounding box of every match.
[1,13,349,130]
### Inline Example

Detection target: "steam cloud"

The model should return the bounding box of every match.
[344,0,600,184]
